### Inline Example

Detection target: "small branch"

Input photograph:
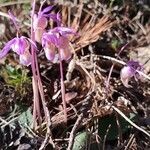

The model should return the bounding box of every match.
[106,64,115,89]
[99,55,126,65]
[0,11,30,27]
[99,55,150,80]
[0,0,30,7]
[106,43,129,89]
[0,116,15,129]
[136,70,150,80]
[1,116,18,129]
[112,105,150,137]
[124,134,135,150]
[67,114,83,150]
[39,117,55,150]
[38,81,55,149]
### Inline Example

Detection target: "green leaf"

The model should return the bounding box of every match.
[98,113,136,141]
[111,39,121,50]
[72,131,89,150]
[0,65,31,95]
[18,107,33,127]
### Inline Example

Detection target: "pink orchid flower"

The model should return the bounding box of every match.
[120,60,142,87]
[42,27,76,62]
[33,6,61,43]
[0,36,35,66]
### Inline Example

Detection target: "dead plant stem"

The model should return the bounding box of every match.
[67,114,83,150]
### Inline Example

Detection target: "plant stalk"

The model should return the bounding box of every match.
[59,58,67,123]
[31,0,42,127]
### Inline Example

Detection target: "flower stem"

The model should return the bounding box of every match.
[34,49,50,125]
[31,0,51,128]
[59,59,67,123]
[31,0,42,127]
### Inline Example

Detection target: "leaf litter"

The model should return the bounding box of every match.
[0,0,150,149]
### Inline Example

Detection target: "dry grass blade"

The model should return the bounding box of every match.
[75,16,113,51]
[59,2,114,52]
[0,0,30,8]
[99,55,150,81]
[70,3,83,31]
[0,11,30,27]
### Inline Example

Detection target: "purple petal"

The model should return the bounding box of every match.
[42,32,57,46]
[120,66,133,88]
[43,13,61,25]
[127,60,143,80]
[33,13,48,30]
[12,37,27,55]
[56,36,69,49]
[59,48,72,61]
[127,60,142,72]
[19,50,32,66]
[120,60,143,88]
[0,38,16,58]
[56,13,62,26]
[18,38,26,54]
[54,27,76,36]
[35,28,45,43]
[39,6,53,17]
[44,42,56,61]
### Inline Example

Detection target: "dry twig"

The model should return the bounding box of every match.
[67,114,83,150]
[112,105,150,137]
